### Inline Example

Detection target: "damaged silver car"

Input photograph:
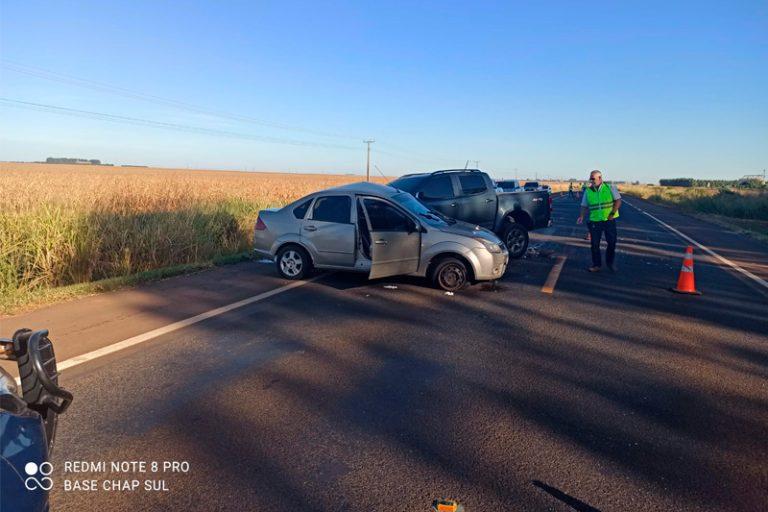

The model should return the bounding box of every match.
[253,182,508,291]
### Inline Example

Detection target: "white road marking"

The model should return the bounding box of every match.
[624,199,768,291]
[17,276,321,382]
[541,255,568,294]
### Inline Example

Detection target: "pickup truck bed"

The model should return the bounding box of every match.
[390,169,551,258]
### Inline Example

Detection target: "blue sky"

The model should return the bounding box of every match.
[1,0,766,182]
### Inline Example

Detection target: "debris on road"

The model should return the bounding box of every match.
[524,243,554,259]
[524,243,542,258]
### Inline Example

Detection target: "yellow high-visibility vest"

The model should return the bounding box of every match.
[586,184,619,222]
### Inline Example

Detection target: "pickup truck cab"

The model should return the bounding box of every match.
[390,170,551,258]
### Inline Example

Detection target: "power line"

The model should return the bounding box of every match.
[1,59,467,168]
[372,147,460,169]
[0,98,359,150]
[374,141,463,168]
[1,59,360,141]
[373,165,387,179]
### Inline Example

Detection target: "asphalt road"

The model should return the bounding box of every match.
[2,195,767,512]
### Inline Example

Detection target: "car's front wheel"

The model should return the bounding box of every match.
[502,221,529,259]
[276,245,311,280]
[431,257,469,292]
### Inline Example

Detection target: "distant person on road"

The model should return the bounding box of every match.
[579,182,589,240]
[577,170,621,272]
[568,182,574,198]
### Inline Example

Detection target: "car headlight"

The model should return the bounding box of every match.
[477,238,502,254]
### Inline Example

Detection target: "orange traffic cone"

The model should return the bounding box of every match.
[671,246,701,295]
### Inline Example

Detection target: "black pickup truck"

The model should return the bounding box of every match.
[390,169,551,258]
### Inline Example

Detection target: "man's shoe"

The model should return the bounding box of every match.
[588,266,601,272]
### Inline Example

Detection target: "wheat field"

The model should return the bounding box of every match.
[0,162,388,310]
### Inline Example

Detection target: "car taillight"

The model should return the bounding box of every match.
[255,217,267,231]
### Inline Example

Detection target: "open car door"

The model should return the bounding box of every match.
[360,197,421,279]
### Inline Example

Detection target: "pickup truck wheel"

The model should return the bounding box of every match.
[432,257,468,292]
[503,221,529,259]
[276,245,311,280]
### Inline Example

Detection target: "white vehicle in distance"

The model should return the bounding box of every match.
[495,179,523,192]
[523,181,540,191]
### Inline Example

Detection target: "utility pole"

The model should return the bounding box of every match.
[364,140,375,181]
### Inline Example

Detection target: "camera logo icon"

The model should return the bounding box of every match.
[24,461,54,491]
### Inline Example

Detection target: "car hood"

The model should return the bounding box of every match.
[438,220,501,243]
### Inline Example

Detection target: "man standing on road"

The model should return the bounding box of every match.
[577,170,622,272]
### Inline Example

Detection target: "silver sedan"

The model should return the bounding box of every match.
[253,182,508,291]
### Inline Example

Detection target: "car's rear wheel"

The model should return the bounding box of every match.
[431,257,469,292]
[502,221,529,259]
[276,245,311,280]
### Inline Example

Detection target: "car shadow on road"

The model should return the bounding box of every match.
[119,273,766,509]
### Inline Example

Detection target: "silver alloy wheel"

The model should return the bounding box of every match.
[279,250,303,277]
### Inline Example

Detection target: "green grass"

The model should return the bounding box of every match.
[0,198,267,315]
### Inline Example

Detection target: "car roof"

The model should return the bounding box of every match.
[326,181,402,198]
[397,169,483,178]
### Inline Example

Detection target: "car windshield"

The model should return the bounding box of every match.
[391,192,453,225]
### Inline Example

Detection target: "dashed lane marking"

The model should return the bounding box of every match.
[541,255,568,294]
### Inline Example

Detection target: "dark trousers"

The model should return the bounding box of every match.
[587,219,617,267]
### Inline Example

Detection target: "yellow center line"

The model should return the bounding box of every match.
[541,255,567,294]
